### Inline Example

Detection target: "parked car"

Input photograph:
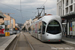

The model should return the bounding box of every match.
[5,30,13,35]
[17,30,20,33]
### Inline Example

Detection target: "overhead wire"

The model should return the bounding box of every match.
[32,0,47,17]
[0,2,20,11]
[0,1,24,23]
[40,0,47,8]
[0,0,47,20]
[20,0,24,19]
[38,0,47,16]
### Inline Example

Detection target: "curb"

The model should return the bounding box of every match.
[62,39,75,46]
[0,35,17,50]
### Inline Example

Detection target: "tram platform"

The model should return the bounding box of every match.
[0,35,17,50]
[62,37,75,46]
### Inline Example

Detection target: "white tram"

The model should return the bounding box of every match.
[30,15,62,42]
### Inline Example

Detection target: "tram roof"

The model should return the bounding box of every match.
[32,15,60,24]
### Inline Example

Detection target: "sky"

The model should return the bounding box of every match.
[0,0,57,24]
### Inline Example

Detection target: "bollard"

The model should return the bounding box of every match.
[5,32,10,36]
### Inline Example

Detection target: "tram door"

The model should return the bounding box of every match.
[35,23,38,38]
[38,21,42,40]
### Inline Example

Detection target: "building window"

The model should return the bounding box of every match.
[74,4,75,12]
[63,0,64,8]
[70,5,73,12]
[71,0,73,3]
[63,0,64,4]
[66,0,68,6]
[66,7,68,13]
[57,0,59,2]
[63,10,64,15]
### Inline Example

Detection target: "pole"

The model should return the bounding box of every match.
[38,9,39,17]
[37,6,45,17]
[43,6,45,16]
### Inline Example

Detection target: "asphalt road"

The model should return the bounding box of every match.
[8,31,75,50]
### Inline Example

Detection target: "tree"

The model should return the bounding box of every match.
[28,27,31,31]
[22,27,26,31]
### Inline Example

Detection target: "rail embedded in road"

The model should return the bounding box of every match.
[12,32,34,50]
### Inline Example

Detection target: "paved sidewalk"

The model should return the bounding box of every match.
[62,37,75,46]
[0,35,17,50]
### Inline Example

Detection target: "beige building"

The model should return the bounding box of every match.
[4,14,11,28]
[23,19,32,31]
[0,18,4,25]
[3,14,16,29]
[0,11,5,24]
[0,11,16,29]
[11,17,16,28]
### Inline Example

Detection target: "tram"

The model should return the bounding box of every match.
[30,15,62,42]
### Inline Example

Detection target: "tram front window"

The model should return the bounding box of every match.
[42,21,46,34]
[46,20,61,34]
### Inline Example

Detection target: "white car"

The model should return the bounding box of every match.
[13,30,17,34]
[17,31,20,33]
[5,30,13,35]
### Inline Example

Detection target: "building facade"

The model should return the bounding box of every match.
[23,19,32,31]
[4,14,15,29]
[0,11,5,24]
[57,0,75,16]
[0,12,16,29]
[57,0,75,38]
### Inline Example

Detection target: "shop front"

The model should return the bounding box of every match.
[61,12,75,38]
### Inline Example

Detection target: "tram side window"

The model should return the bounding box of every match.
[31,25,33,32]
[33,25,35,33]
[38,25,41,34]
[38,22,42,34]
[42,21,46,34]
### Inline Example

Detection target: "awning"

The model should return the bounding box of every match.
[61,12,75,20]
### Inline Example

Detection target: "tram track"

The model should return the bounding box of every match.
[12,31,35,50]
[24,32,75,50]
[12,32,21,50]
[23,32,35,50]
[9,32,75,50]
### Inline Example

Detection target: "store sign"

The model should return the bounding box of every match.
[0,25,5,34]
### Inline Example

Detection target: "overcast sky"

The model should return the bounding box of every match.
[0,0,57,24]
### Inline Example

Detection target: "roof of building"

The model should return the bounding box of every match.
[0,11,6,18]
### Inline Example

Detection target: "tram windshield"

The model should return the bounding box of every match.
[46,20,61,34]
[42,21,46,34]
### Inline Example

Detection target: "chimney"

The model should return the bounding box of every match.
[8,14,10,16]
